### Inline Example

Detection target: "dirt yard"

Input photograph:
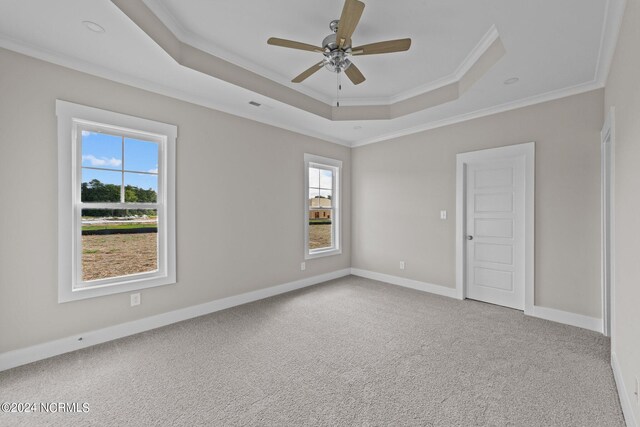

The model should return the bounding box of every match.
[82,223,330,281]
[309,224,332,249]
[82,233,158,281]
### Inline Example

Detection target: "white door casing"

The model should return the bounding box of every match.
[601,107,615,338]
[456,142,535,312]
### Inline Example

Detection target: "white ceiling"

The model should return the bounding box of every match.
[147,0,503,104]
[0,0,624,146]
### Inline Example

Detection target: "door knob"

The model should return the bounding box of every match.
[467,235,473,240]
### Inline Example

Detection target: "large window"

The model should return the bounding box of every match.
[304,154,341,258]
[57,101,176,302]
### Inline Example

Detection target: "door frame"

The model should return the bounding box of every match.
[455,142,535,313]
[601,107,615,338]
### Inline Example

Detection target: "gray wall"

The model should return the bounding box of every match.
[0,44,611,358]
[0,48,351,353]
[352,89,604,318]
[605,0,640,422]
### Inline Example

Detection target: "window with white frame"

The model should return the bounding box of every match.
[304,154,341,258]
[57,100,176,302]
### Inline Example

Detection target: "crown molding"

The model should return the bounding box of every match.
[349,0,624,146]
[594,0,626,86]
[142,0,335,106]
[0,30,604,150]
[346,25,499,106]
[0,33,348,147]
[337,26,499,107]
[350,80,604,147]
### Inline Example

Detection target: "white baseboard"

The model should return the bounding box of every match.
[527,305,602,333]
[0,268,351,372]
[350,268,603,333]
[612,352,639,427]
[0,268,606,372]
[350,268,459,299]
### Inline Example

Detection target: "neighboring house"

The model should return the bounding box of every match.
[309,196,332,220]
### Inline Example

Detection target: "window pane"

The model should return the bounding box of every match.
[81,169,122,202]
[319,189,332,207]
[82,131,122,169]
[309,217,332,250]
[125,138,159,173]
[320,169,333,189]
[81,209,158,282]
[124,173,158,202]
[309,188,321,207]
[308,167,320,188]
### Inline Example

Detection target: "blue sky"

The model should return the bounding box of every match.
[82,131,158,191]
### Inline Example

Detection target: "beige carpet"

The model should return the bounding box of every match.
[0,276,625,426]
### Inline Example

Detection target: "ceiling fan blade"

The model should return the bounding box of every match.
[352,38,412,56]
[344,63,365,85]
[267,37,323,53]
[335,0,365,49]
[292,61,325,83]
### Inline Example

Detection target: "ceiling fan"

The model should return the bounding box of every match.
[267,0,411,86]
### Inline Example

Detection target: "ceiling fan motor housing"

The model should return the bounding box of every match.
[322,33,352,51]
[322,32,352,73]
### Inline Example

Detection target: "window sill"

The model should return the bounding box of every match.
[305,248,342,260]
[59,274,176,303]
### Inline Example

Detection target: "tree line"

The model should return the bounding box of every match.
[82,179,157,217]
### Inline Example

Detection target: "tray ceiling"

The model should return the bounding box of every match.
[0,0,624,145]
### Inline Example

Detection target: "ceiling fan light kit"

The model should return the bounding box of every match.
[267,0,411,87]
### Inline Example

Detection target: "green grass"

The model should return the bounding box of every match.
[309,219,332,225]
[82,223,158,231]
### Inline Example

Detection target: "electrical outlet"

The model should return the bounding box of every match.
[301,262,306,271]
[130,293,140,307]
[440,210,447,220]
[399,261,405,270]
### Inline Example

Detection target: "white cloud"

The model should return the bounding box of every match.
[82,154,122,167]
[148,165,158,174]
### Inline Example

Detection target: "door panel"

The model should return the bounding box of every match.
[474,193,513,212]
[474,167,513,188]
[475,219,513,238]
[466,158,525,309]
[474,267,513,291]
[474,243,513,264]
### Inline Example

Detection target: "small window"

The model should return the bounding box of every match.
[304,154,342,259]
[57,101,176,302]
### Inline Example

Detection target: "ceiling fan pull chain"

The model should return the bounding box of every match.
[337,71,341,107]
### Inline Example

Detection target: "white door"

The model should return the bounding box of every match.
[466,156,525,310]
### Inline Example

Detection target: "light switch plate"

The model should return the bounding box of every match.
[440,210,447,220]
[399,261,405,270]
[301,262,306,271]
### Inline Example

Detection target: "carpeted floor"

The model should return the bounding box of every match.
[0,276,625,426]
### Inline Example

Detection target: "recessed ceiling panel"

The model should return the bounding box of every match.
[148,0,605,103]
